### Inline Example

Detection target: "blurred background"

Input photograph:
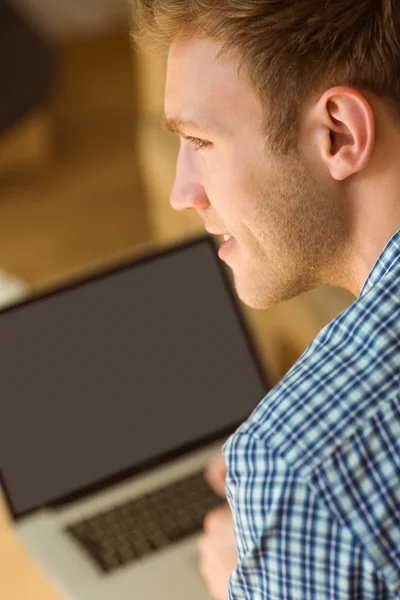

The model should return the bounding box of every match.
[0,0,355,384]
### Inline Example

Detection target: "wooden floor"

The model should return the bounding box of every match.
[0,33,150,291]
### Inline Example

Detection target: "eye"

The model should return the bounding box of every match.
[184,136,211,151]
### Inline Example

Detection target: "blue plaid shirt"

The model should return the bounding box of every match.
[223,229,400,599]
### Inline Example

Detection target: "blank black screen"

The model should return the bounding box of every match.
[0,237,268,517]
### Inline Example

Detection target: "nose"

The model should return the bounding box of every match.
[170,181,210,212]
[169,145,210,212]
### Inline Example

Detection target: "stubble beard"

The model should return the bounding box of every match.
[236,152,352,310]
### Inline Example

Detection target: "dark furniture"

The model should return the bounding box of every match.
[0,0,55,133]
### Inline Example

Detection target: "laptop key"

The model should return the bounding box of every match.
[65,469,225,573]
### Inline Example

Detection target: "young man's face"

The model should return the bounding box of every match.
[164,37,347,309]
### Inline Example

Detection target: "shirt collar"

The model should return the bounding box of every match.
[359,228,400,298]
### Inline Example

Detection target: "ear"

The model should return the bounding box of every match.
[312,86,375,181]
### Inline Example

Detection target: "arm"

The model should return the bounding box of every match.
[223,431,386,600]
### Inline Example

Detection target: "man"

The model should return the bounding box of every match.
[133,1,400,598]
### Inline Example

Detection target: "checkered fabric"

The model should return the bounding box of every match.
[223,229,400,599]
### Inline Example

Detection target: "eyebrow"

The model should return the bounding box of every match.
[161,115,220,137]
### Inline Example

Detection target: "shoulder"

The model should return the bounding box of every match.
[223,267,400,596]
[232,276,400,477]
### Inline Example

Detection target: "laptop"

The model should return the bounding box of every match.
[0,234,271,600]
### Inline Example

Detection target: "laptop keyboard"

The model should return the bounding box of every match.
[65,470,225,573]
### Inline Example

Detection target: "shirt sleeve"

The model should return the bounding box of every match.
[222,431,392,600]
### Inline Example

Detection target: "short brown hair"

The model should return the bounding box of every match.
[132,0,400,155]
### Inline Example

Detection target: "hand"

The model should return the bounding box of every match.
[197,503,237,600]
[204,448,227,497]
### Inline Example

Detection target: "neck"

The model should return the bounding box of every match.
[351,220,400,296]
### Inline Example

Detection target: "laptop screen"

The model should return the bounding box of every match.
[0,236,270,518]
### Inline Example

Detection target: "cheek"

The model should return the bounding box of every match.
[204,149,261,214]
